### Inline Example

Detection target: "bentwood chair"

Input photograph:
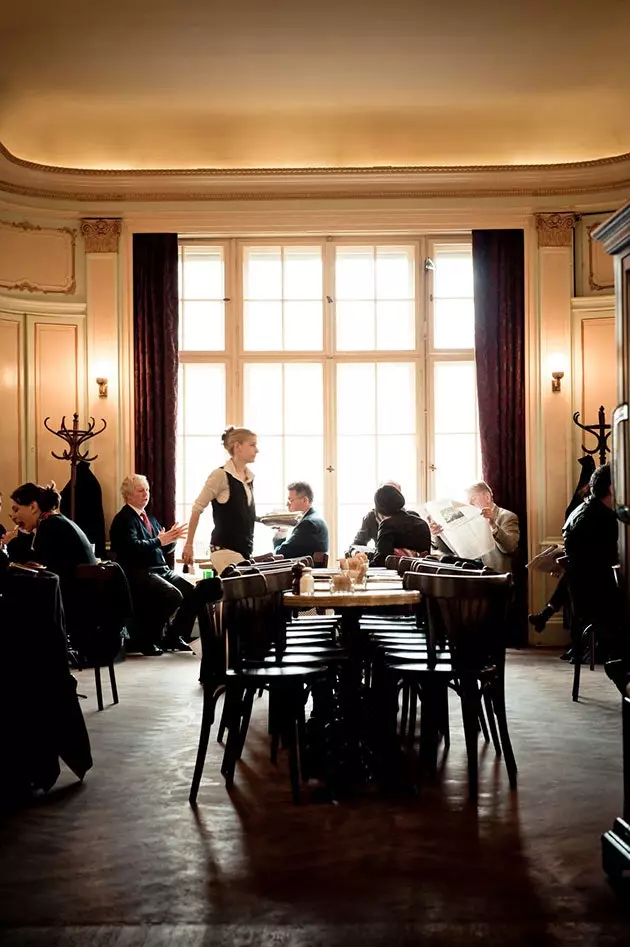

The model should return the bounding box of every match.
[407,571,517,799]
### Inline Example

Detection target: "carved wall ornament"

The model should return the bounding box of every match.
[0,219,76,293]
[80,218,122,253]
[586,222,615,291]
[535,213,577,247]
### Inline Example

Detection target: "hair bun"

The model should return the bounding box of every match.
[221,425,235,446]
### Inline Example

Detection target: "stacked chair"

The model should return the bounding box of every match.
[368,564,518,800]
[190,566,347,805]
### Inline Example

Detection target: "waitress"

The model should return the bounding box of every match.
[182,426,258,574]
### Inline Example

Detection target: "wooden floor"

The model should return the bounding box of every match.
[1,648,629,946]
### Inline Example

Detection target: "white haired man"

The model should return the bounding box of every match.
[430,480,520,572]
[109,474,193,655]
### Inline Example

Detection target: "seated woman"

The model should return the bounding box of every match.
[371,485,431,567]
[9,481,97,580]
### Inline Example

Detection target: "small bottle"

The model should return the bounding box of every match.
[292,562,304,594]
[299,567,314,595]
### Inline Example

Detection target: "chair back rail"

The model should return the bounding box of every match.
[404,571,512,670]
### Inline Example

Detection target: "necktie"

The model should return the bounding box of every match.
[139,511,153,535]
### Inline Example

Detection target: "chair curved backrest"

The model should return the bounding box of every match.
[66,561,132,665]
[405,571,513,669]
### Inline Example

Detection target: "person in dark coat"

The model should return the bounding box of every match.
[9,482,97,582]
[109,474,194,655]
[60,461,107,559]
[273,481,329,560]
[562,464,626,682]
[371,485,431,567]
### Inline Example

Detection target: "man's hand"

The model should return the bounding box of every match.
[158,523,188,546]
[273,527,290,542]
[428,519,444,537]
[479,506,494,522]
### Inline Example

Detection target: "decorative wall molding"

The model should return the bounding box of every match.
[0,291,86,316]
[535,213,577,247]
[586,222,615,291]
[80,218,122,253]
[0,219,76,293]
[1,140,630,205]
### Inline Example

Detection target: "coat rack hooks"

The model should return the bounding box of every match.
[572,405,611,468]
[43,413,107,521]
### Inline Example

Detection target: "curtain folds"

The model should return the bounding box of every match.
[472,229,527,642]
[133,234,179,531]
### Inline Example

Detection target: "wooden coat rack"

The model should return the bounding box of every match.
[572,405,611,467]
[43,413,107,520]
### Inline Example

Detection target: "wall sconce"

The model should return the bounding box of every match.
[548,354,567,394]
[551,371,564,393]
[96,377,108,399]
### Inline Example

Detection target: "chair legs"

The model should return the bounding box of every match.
[460,677,481,800]
[94,666,104,712]
[490,675,518,789]
[189,686,222,805]
[92,663,119,712]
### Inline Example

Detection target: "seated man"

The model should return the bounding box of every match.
[109,474,194,655]
[273,481,329,560]
[348,480,404,552]
[562,463,626,682]
[371,485,431,567]
[430,480,519,572]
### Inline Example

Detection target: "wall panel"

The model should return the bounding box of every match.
[0,315,23,503]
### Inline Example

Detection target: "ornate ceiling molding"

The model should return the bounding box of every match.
[2,140,630,204]
[80,218,122,252]
[535,213,577,247]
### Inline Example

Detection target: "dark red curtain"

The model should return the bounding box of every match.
[472,229,527,642]
[133,234,179,530]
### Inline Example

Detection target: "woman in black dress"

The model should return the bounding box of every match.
[9,481,97,579]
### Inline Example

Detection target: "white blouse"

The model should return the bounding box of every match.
[191,459,254,514]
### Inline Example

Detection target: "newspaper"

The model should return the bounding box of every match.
[424,498,495,561]
[527,544,565,575]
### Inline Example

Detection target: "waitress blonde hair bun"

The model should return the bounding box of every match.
[221,425,256,455]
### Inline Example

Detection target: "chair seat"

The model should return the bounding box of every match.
[227,665,327,679]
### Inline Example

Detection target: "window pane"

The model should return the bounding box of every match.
[244,301,282,351]
[283,248,322,300]
[336,301,375,351]
[434,298,475,350]
[181,247,224,300]
[284,363,323,434]
[337,363,376,435]
[283,301,323,351]
[179,363,226,438]
[337,436,377,504]
[244,248,282,299]
[376,301,415,350]
[376,247,414,299]
[253,434,284,508]
[434,251,473,299]
[336,248,374,300]
[434,433,478,500]
[285,436,324,506]
[244,363,283,435]
[376,434,417,507]
[181,301,225,351]
[434,362,476,434]
[376,363,416,434]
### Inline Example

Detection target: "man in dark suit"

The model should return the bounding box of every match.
[371,485,431,567]
[273,481,329,561]
[109,474,194,655]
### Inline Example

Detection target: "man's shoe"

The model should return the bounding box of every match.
[141,644,163,656]
[528,605,554,633]
[165,636,193,653]
[560,648,574,661]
